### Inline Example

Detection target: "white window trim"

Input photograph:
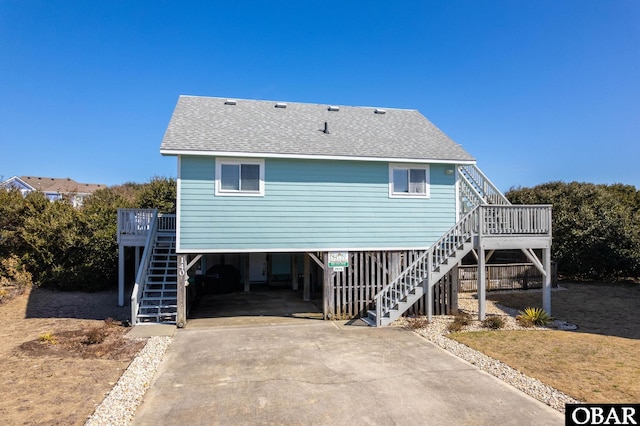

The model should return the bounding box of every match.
[388,163,430,198]
[215,157,265,197]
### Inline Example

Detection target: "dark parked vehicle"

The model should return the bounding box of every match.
[194,264,242,295]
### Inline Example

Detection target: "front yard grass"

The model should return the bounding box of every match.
[449,282,640,404]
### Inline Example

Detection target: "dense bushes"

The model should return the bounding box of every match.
[1,177,637,291]
[506,182,640,280]
[0,177,176,291]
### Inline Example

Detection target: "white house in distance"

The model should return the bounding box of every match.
[0,176,106,207]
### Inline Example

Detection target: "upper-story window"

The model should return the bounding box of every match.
[389,163,430,198]
[215,158,265,196]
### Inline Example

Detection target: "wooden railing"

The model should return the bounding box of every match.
[117,209,176,243]
[158,214,176,231]
[479,205,551,236]
[117,208,155,243]
[372,204,552,326]
[458,164,510,206]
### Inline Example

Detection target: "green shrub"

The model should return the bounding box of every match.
[516,307,552,327]
[482,315,505,330]
[39,332,57,345]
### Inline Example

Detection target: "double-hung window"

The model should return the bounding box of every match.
[389,163,430,198]
[215,158,264,196]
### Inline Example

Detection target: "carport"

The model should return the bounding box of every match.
[181,252,325,326]
[187,287,324,327]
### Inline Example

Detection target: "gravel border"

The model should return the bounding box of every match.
[85,336,172,426]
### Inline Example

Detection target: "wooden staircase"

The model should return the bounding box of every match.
[363,208,478,326]
[363,164,514,327]
[135,231,178,324]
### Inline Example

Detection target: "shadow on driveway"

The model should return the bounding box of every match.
[133,321,563,425]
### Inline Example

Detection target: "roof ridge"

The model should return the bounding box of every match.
[177,94,417,112]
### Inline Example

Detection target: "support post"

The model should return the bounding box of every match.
[118,245,125,307]
[426,252,433,321]
[303,254,311,301]
[451,265,459,315]
[478,248,486,320]
[542,247,551,315]
[244,254,250,292]
[266,253,272,286]
[134,246,140,281]
[291,253,298,290]
[323,253,333,320]
[177,254,187,328]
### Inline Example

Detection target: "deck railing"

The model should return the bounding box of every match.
[479,205,551,236]
[158,214,176,232]
[117,209,176,243]
[117,208,155,243]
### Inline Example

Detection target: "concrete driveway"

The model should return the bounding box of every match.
[132,319,563,425]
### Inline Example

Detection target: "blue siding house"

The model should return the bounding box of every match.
[161,96,475,253]
[120,95,553,327]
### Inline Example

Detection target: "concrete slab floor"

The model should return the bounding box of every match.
[126,324,176,338]
[132,321,563,426]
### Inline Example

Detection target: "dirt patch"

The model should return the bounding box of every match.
[0,286,146,426]
[18,321,144,360]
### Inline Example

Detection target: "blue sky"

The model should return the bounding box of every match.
[1,1,638,192]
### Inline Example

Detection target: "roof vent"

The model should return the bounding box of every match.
[374,108,386,114]
[323,122,330,134]
[328,105,340,112]
[224,99,237,105]
[275,102,287,108]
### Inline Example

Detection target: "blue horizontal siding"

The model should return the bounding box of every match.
[178,156,457,252]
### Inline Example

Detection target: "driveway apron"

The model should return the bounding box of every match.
[132,320,563,425]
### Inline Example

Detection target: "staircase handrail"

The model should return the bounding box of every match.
[373,207,480,326]
[458,172,485,210]
[458,164,510,205]
[131,209,159,325]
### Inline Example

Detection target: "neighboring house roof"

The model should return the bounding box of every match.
[160,95,476,163]
[20,176,105,194]
[1,176,106,195]
[0,176,32,192]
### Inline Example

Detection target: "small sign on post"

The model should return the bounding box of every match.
[328,252,349,271]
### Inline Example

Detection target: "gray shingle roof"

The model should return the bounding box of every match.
[160,95,475,163]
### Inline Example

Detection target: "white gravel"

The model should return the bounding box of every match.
[85,336,172,426]
[401,290,581,412]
